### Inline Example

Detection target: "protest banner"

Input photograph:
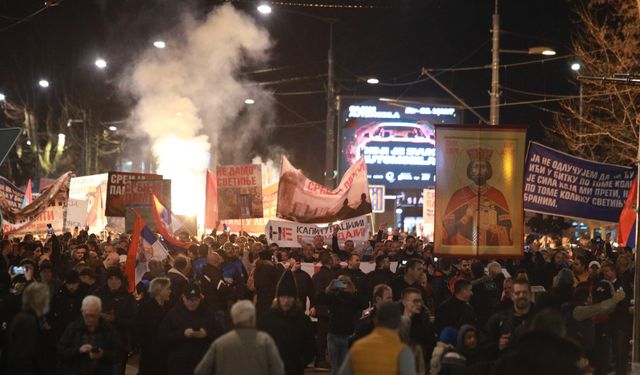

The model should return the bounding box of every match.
[67,174,109,233]
[0,176,25,212]
[224,183,278,234]
[216,164,263,220]
[124,180,172,232]
[523,142,635,223]
[421,188,435,241]
[2,172,72,234]
[7,205,65,236]
[105,172,163,217]
[434,126,526,258]
[265,214,371,249]
[277,156,371,223]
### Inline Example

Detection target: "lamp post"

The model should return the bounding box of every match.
[257,4,338,187]
[489,0,555,125]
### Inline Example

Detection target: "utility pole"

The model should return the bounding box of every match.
[489,0,500,126]
[325,21,337,188]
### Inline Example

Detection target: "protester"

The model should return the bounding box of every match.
[310,251,337,370]
[429,326,458,375]
[484,279,535,358]
[337,301,417,375]
[364,255,394,298]
[389,259,427,301]
[6,282,50,375]
[58,295,119,375]
[259,270,315,375]
[134,277,171,375]
[96,266,136,374]
[399,287,436,370]
[435,279,477,332]
[288,254,315,309]
[315,275,369,373]
[194,300,285,375]
[352,284,393,343]
[167,255,191,305]
[252,250,281,318]
[159,282,223,375]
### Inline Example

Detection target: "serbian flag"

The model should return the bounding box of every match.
[618,178,637,248]
[21,179,32,208]
[205,169,219,231]
[125,210,169,292]
[151,194,191,250]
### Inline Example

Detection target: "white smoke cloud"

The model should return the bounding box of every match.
[124,4,274,220]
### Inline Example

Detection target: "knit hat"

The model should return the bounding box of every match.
[557,268,575,286]
[276,270,298,298]
[439,326,459,346]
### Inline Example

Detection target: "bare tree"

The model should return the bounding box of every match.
[552,0,640,165]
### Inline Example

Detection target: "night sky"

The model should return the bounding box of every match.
[0,0,575,183]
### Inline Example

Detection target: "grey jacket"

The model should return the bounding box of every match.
[194,327,284,375]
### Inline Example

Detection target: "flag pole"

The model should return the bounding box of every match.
[632,124,640,370]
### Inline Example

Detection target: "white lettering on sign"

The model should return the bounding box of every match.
[364,146,436,165]
[404,106,456,116]
[348,105,401,119]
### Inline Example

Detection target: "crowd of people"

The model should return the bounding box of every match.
[0,225,635,375]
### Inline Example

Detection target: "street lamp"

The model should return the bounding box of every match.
[244,98,255,105]
[366,77,380,85]
[95,58,107,69]
[257,4,272,14]
[108,126,117,132]
[153,40,166,49]
[38,79,50,88]
[571,62,581,71]
[0,93,5,101]
[257,5,338,187]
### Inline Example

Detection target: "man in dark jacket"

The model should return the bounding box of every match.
[200,250,232,313]
[435,279,477,333]
[259,270,315,375]
[470,262,500,327]
[134,277,171,375]
[253,250,282,319]
[159,282,223,375]
[96,266,136,373]
[48,271,86,342]
[310,251,337,369]
[351,284,393,344]
[363,255,394,299]
[389,259,427,301]
[7,282,50,375]
[58,295,119,375]
[167,256,190,306]
[289,254,315,309]
[341,254,366,293]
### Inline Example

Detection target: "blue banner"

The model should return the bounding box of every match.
[524,142,635,223]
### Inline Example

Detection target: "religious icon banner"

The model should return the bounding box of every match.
[434,126,526,258]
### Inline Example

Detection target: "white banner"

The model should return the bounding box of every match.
[6,205,65,237]
[277,156,371,223]
[265,214,371,249]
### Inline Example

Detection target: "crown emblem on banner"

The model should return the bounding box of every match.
[466,148,493,161]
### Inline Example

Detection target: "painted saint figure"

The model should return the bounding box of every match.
[442,148,513,246]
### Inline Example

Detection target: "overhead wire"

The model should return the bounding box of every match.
[0,1,64,34]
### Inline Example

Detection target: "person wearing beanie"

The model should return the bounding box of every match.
[160,281,223,375]
[259,270,315,375]
[96,266,136,374]
[430,327,458,375]
[195,300,285,375]
[48,270,86,344]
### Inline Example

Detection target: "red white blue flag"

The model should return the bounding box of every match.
[151,194,191,250]
[125,210,169,292]
[618,178,637,248]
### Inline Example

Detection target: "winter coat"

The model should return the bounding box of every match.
[254,260,281,316]
[258,307,315,375]
[292,269,315,306]
[133,298,169,375]
[311,266,337,317]
[96,286,136,352]
[167,269,189,306]
[57,318,119,375]
[158,301,223,375]
[315,291,369,336]
[200,264,233,312]
[435,297,478,333]
[48,286,86,340]
[6,311,49,375]
[194,328,284,375]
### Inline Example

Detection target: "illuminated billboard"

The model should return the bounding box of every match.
[338,97,460,189]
